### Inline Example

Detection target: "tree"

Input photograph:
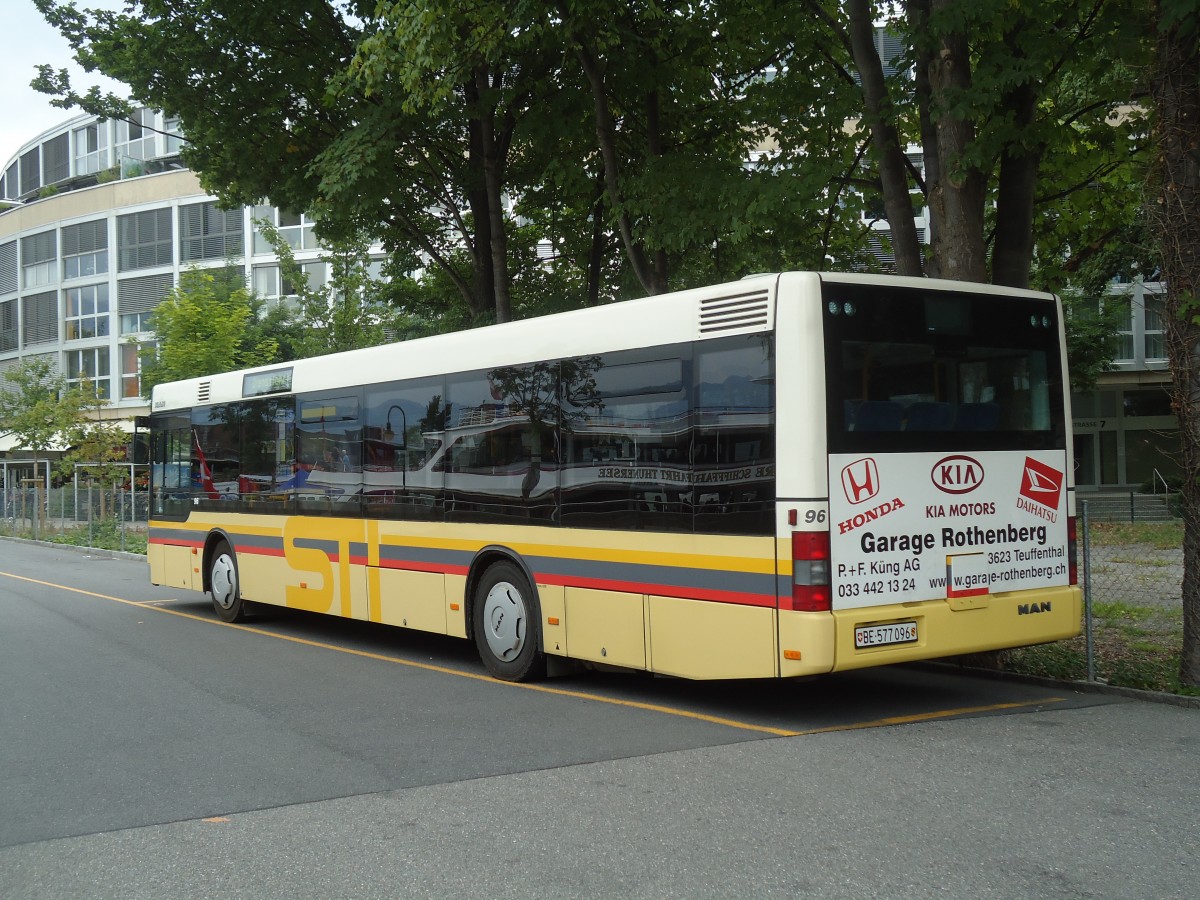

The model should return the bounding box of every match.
[835,0,1150,286]
[257,222,400,356]
[0,358,93,533]
[61,388,132,521]
[33,0,516,323]
[138,268,279,396]
[1149,0,1200,686]
[34,0,866,316]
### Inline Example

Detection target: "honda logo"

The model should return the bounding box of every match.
[931,455,984,494]
[841,457,880,505]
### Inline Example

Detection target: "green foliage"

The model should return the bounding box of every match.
[1087,521,1184,550]
[0,358,90,454]
[256,222,400,357]
[139,267,279,395]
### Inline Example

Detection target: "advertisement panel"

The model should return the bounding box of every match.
[828,450,1069,609]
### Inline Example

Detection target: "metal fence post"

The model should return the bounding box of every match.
[1082,499,1095,682]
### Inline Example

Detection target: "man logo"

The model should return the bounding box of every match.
[841,457,880,505]
[1019,457,1063,510]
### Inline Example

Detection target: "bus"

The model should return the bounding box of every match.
[147,272,1081,681]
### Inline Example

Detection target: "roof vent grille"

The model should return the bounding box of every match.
[699,290,772,334]
[197,381,211,403]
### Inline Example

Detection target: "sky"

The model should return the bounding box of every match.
[1,1,129,169]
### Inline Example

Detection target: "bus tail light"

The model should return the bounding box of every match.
[789,531,831,611]
[1067,516,1078,585]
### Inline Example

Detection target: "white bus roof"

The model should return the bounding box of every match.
[150,272,1056,413]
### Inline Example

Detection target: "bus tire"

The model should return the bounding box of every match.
[472,561,545,682]
[208,540,248,623]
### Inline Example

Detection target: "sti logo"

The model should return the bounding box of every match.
[841,457,880,505]
[1019,457,1064,510]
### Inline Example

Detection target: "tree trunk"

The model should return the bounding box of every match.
[466,84,496,321]
[991,24,1041,290]
[925,6,987,282]
[847,0,923,277]
[909,0,941,278]
[1150,4,1200,687]
[574,39,662,294]
[475,67,512,323]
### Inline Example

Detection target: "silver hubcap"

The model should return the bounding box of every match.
[211,553,237,610]
[481,580,527,662]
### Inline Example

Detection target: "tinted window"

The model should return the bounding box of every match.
[295,394,363,515]
[693,336,775,535]
[364,378,446,521]
[560,347,692,532]
[443,365,559,523]
[823,283,1065,453]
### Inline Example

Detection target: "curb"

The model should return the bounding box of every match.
[919,661,1200,710]
[0,533,148,563]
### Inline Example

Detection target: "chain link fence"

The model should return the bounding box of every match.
[1,461,149,552]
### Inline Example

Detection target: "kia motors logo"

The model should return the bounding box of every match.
[931,455,984,494]
[1019,457,1064,510]
[841,457,880,505]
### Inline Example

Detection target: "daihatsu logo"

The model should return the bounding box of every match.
[931,455,984,494]
[841,457,880,505]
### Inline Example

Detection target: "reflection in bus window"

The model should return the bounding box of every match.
[560,346,692,532]
[693,335,775,535]
[295,395,362,513]
[443,365,558,523]
[363,379,445,520]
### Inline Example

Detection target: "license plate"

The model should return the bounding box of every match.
[855,621,918,649]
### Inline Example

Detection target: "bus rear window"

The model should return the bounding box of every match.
[823,283,1065,453]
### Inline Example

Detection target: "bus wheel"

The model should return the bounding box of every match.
[208,540,248,623]
[473,561,545,682]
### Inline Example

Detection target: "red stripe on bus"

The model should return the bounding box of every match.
[147,537,204,549]
[534,572,776,608]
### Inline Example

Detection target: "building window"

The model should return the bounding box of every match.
[180,201,244,261]
[163,117,185,155]
[1114,294,1135,361]
[0,240,16,294]
[19,147,40,196]
[115,108,156,163]
[21,230,57,289]
[0,299,16,352]
[74,122,109,175]
[21,291,59,346]
[118,208,173,271]
[65,284,111,340]
[43,133,70,185]
[1143,292,1165,361]
[120,309,155,335]
[66,346,111,398]
[3,161,18,200]
[118,272,173,331]
[120,341,151,399]
[62,220,109,280]
[253,206,319,253]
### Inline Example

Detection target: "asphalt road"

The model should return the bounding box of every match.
[1,539,1197,898]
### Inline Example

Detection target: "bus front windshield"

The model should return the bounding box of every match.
[822,282,1066,454]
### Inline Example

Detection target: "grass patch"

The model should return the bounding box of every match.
[1005,600,1194,695]
[46,519,148,554]
[1087,521,1183,549]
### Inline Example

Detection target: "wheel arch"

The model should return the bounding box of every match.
[465,545,542,652]
[200,528,237,595]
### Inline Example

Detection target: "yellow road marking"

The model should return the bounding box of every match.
[0,569,1066,738]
